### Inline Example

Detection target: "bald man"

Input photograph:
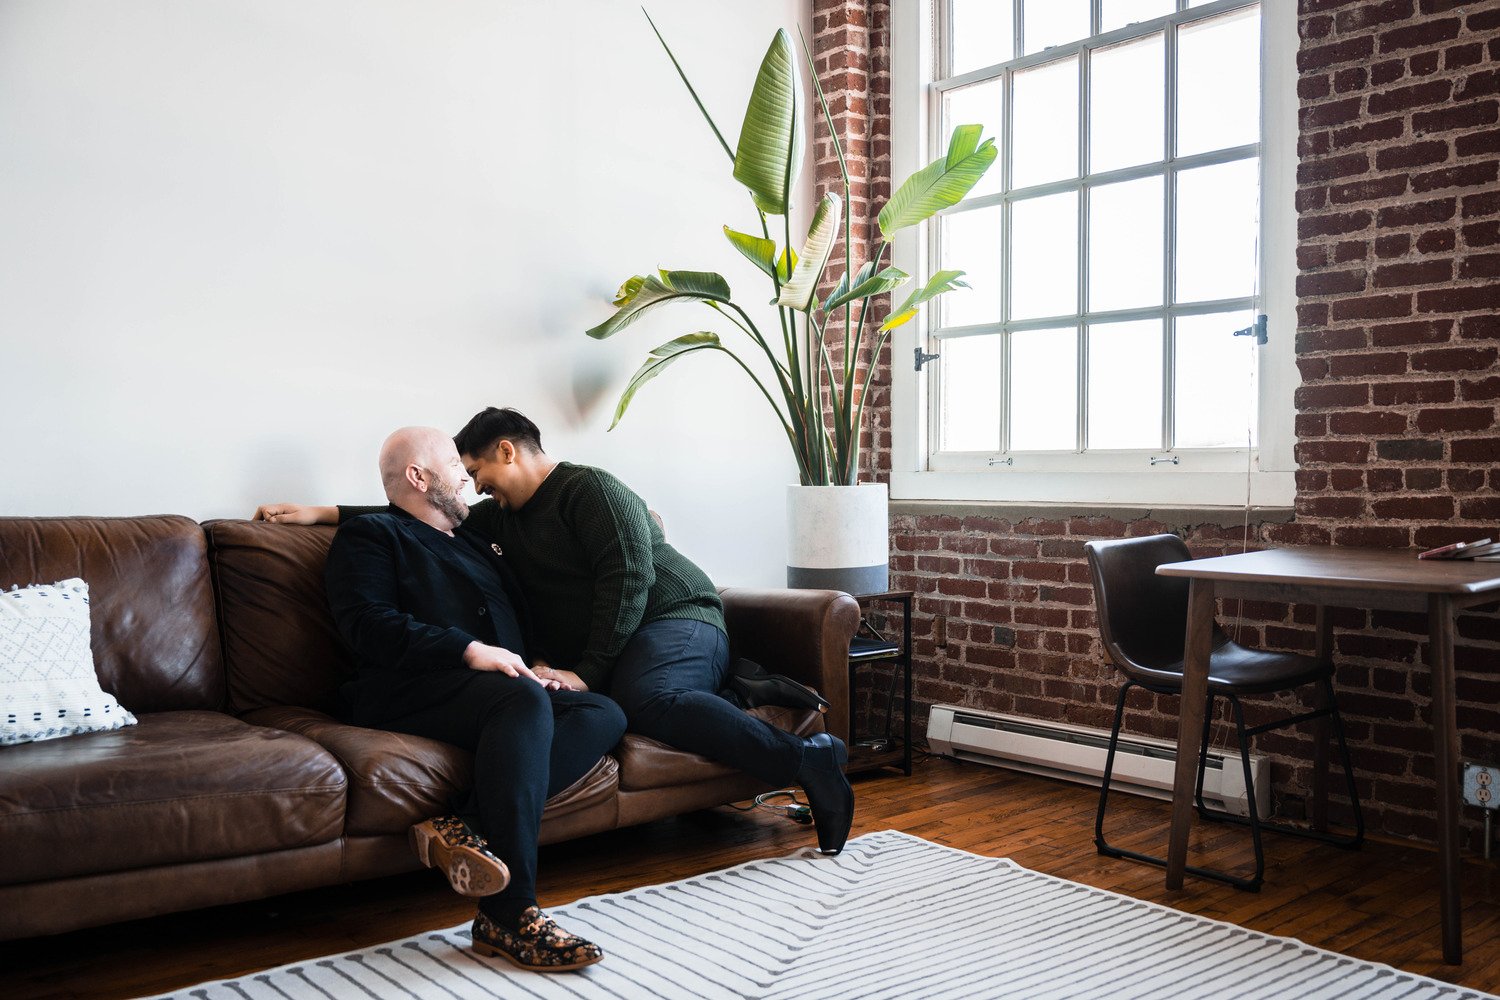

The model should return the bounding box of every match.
[323,426,626,971]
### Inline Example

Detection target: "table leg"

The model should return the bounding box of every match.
[1312,605,1333,833]
[1429,593,1462,964]
[1167,576,1216,890]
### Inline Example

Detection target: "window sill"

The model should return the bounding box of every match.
[889,499,1295,530]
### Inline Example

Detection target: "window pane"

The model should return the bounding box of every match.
[1012,56,1078,188]
[940,205,1003,327]
[1176,157,1258,304]
[940,334,1002,451]
[951,0,1014,76]
[944,80,1004,199]
[1089,33,1164,174]
[1089,175,1164,312]
[1009,327,1078,451]
[1010,191,1077,320]
[1177,7,1260,157]
[1023,0,1090,55]
[1100,0,1175,33]
[1087,319,1163,449]
[1175,312,1258,448]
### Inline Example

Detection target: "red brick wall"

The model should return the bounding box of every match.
[811,0,893,483]
[812,0,1500,846]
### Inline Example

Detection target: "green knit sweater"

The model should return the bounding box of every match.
[344,462,724,692]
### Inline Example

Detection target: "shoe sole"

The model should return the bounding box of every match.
[473,939,604,972]
[410,822,510,897]
[729,675,830,714]
[814,737,854,856]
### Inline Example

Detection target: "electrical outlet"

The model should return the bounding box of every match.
[934,614,947,647]
[1463,762,1498,810]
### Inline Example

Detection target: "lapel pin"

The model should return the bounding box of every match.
[491,543,504,556]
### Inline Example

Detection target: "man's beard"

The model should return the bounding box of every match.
[427,479,470,525]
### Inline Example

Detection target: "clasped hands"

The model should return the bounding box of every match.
[463,642,588,692]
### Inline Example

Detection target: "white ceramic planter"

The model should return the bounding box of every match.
[786,483,889,595]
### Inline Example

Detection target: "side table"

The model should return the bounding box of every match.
[845,590,913,776]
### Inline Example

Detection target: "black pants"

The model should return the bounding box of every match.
[361,670,626,920]
[609,619,805,787]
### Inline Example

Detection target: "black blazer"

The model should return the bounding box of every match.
[324,506,533,719]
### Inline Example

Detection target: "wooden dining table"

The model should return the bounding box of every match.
[1156,546,1500,965]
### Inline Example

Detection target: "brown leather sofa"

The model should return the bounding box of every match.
[0,516,860,940]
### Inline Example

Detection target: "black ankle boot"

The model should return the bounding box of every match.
[726,657,830,713]
[795,732,854,854]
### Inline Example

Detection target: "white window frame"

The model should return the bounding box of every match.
[889,0,1298,508]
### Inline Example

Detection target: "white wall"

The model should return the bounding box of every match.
[0,0,813,587]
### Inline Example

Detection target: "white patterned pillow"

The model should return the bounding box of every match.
[0,578,137,745]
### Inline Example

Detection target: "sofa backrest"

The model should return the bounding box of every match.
[0,516,225,712]
[203,520,353,715]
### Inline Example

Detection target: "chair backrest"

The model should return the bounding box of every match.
[1084,534,1225,681]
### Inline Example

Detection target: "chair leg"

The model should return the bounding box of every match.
[1193,693,1215,819]
[1094,682,1133,856]
[1095,682,1262,891]
[1198,684,1363,851]
[1229,696,1266,890]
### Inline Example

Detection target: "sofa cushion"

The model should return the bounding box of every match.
[203,520,352,715]
[615,705,824,791]
[0,710,345,886]
[0,516,224,713]
[1,579,137,745]
[243,706,620,837]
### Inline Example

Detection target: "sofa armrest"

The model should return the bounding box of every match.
[717,587,860,743]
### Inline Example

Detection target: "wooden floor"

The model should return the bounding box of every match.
[10,755,1500,998]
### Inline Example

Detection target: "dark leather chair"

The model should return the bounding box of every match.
[1084,534,1362,891]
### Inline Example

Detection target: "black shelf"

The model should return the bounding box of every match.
[848,739,909,773]
[849,636,901,661]
[845,590,913,777]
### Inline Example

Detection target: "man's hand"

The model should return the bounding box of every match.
[253,504,339,525]
[464,642,557,688]
[533,660,588,692]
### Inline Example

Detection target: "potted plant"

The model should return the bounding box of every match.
[587,14,996,594]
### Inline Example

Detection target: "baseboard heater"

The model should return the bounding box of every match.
[927,704,1270,819]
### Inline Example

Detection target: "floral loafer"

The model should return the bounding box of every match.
[409,816,509,897]
[470,907,604,972]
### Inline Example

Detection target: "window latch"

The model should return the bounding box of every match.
[914,346,940,371]
[1150,455,1180,466]
[1232,314,1269,345]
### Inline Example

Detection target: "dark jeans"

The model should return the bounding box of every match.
[609,619,805,787]
[364,670,626,920]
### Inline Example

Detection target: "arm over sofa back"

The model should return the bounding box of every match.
[0,516,225,712]
[202,520,353,715]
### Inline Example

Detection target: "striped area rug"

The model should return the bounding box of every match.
[155,829,1493,1000]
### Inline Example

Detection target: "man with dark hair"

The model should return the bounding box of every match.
[258,408,855,856]
[321,425,626,972]
[453,406,545,458]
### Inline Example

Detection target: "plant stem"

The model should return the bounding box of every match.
[732,299,813,484]
[759,213,795,367]
[711,345,813,483]
[798,24,853,488]
[847,325,894,484]
[839,239,892,481]
[714,303,790,381]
